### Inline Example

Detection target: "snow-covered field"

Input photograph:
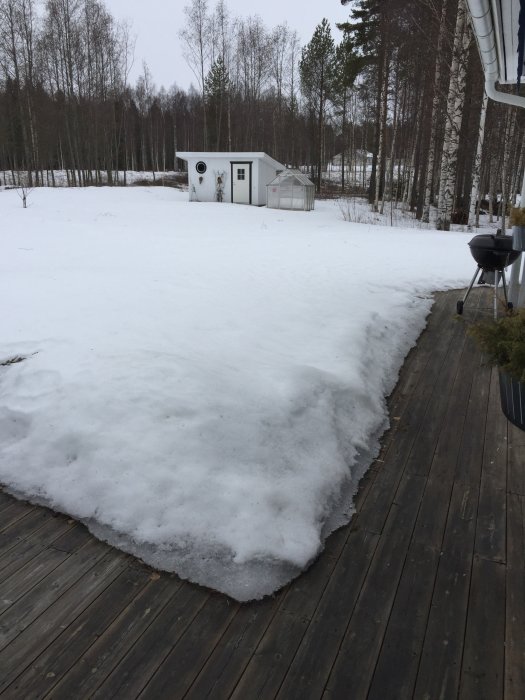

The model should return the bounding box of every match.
[0,187,476,600]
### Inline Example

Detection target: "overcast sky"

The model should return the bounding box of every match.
[103,0,352,91]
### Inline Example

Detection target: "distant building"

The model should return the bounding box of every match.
[331,150,373,168]
[177,152,285,206]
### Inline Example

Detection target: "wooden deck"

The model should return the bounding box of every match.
[0,288,523,699]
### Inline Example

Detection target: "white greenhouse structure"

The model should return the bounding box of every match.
[266,170,315,211]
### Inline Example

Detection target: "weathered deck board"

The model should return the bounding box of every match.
[0,288,520,699]
[505,493,525,699]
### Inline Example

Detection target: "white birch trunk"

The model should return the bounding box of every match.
[500,109,516,237]
[437,0,470,231]
[509,136,525,206]
[382,66,400,215]
[488,160,495,223]
[422,0,449,223]
[467,91,488,230]
[402,146,415,211]
[374,49,389,212]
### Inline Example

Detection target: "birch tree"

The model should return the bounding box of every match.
[374,43,389,212]
[213,0,232,150]
[436,0,471,231]
[421,0,450,223]
[0,0,39,183]
[180,0,211,149]
[467,90,488,229]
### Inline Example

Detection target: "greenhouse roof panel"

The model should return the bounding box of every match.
[267,170,315,187]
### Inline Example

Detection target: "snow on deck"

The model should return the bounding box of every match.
[0,187,475,600]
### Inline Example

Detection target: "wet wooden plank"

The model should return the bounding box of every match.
[228,526,350,700]
[0,500,36,533]
[453,359,490,486]
[2,566,151,698]
[474,368,507,564]
[140,594,239,699]
[0,550,127,694]
[507,422,525,496]
[381,294,453,450]
[0,516,76,585]
[0,539,109,652]
[459,557,505,700]
[184,597,281,700]
[0,508,70,560]
[366,541,440,700]
[91,584,210,699]
[275,527,379,700]
[366,320,489,700]
[0,539,68,592]
[505,493,525,700]
[357,302,471,536]
[0,491,15,511]
[50,522,93,553]
[48,574,182,699]
[323,474,427,700]
[413,480,478,700]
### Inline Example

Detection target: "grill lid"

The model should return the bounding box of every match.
[468,234,520,271]
[468,233,515,251]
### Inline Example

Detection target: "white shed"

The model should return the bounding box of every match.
[177,152,285,206]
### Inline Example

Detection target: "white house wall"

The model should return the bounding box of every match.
[186,157,233,203]
[258,161,279,205]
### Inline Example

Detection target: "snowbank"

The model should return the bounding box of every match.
[0,188,474,600]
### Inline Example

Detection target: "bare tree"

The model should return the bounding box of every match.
[180,0,211,149]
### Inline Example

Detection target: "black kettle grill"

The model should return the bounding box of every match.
[456,233,520,315]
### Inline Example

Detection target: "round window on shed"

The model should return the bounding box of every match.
[196,161,207,174]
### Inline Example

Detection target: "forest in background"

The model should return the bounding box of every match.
[1,0,525,229]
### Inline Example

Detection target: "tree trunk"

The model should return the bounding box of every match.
[422,0,450,223]
[467,91,488,230]
[437,0,470,231]
[374,47,389,212]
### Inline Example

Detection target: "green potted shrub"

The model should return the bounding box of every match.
[470,312,525,430]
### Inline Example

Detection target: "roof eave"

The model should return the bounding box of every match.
[466,0,525,107]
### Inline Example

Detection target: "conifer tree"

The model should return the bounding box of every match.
[333,31,360,192]
[340,0,382,203]
[299,18,335,192]
[205,56,230,150]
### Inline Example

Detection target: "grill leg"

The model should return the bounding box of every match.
[500,269,511,308]
[494,270,499,319]
[459,266,482,310]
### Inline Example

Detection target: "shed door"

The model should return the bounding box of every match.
[231,162,252,204]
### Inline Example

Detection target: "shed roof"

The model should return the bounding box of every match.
[177,152,285,171]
